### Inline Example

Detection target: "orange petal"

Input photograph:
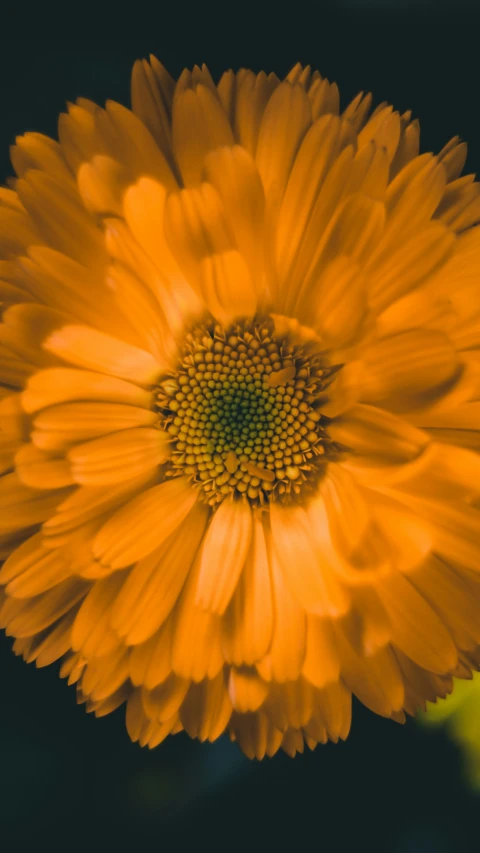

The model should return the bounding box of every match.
[92,476,198,569]
[142,676,189,723]
[221,515,273,666]
[302,617,341,688]
[15,443,75,489]
[71,572,125,657]
[110,501,209,644]
[195,498,252,614]
[172,84,234,186]
[32,402,158,453]
[180,672,232,742]
[43,325,166,383]
[376,571,457,673]
[262,534,306,682]
[228,668,268,713]
[270,501,348,617]
[22,368,152,414]
[67,427,170,486]
[171,555,224,683]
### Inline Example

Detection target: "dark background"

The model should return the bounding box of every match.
[1,3,480,850]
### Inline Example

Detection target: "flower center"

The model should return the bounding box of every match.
[155,317,341,506]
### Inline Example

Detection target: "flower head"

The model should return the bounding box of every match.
[1,58,480,758]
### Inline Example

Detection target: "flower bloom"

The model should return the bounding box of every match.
[0,58,480,758]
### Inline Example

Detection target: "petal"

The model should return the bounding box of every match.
[352,587,392,656]
[32,402,158,452]
[357,107,401,164]
[42,472,155,541]
[320,464,372,558]
[22,368,152,414]
[122,177,195,307]
[292,194,385,319]
[233,71,280,157]
[335,632,405,717]
[0,304,71,370]
[366,222,454,313]
[130,58,176,172]
[404,497,480,574]
[221,515,273,666]
[275,115,345,290]
[255,82,311,204]
[103,100,177,190]
[92,476,198,569]
[15,443,75,489]
[0,473,72,536]
[172,84,234,186]
[195,498,252,614]
[164,182,234,292]
[3,577,88,638]
[81,645,129,702]
[71,572,125,657]
[16,171,105,267]
[20,247,137,342]
[180,672,232,742]
[110,501,209,644]
[383,154,446,238]
[105,258,180,365]
[171,555,224,682]
[360,329,459,410]
[438,136,468,182]
[345,141,390,200]
[43,325,167,384]
[129,617,174,689]
[306,493,387,586]
[67,427,170,486]
[228,668,268,713]
[301,257,369,348]
[1,533,71,597]
[390,116,420,178]
[361,496,432,574]
[410,556,480,651]
[328,404,429,465]
[11,131,71,181]
[229,711,283,760]
[260,534,306,682]
[22,609,77,668]
[376,571,457,673]
[307,681,352,742]
[0,532,46,584]
[198,250,258,325]
[0,201,39,257]
[302,617,341,689]
[270,501,348,616]
[203,145,265,288]
[281,146,355,300]
[76,156,126,217]
[142,676,189,723]
[262,679,314,730]
[308,76,340,119]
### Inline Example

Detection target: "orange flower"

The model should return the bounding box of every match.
[1,58,480,758]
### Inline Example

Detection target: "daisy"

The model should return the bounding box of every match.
[1,58,479,758]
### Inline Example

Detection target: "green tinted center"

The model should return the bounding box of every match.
[156,317,340,506]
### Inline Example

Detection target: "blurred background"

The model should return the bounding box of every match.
[1,3,480,849]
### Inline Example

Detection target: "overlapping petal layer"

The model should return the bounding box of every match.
[0,58,479,758]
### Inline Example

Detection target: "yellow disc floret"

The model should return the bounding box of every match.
[156,317,342,505]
